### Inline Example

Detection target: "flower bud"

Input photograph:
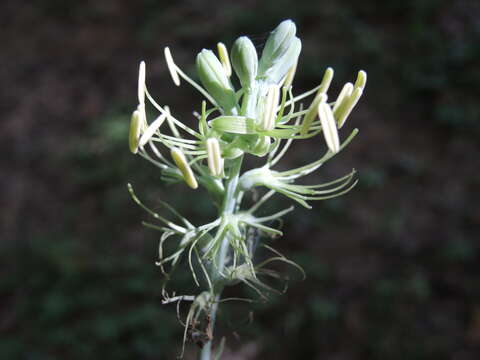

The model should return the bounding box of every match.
[262,37,302,85]
[170,148,198,189]
[258,19,296,75]
[231,36,258,88]
[196,49,237,113]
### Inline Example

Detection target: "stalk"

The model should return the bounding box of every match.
[200,156,243,360]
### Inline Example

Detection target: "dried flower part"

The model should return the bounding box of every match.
[318,102,340,153]
[206,138,224,177]
[217,42,232,77]
[170,148,198,189]
[164,47,181,86]
[129,110,142,154]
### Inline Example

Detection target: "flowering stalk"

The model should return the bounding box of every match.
[126,19,365,359]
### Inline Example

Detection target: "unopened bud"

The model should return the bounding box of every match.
[196,49,237,112]
[231,36,258,88]
[170,148,198,189]
[258,19,296,75]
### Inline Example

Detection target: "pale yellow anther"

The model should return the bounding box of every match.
[316,67,334,95]
[332,82,353,113]
[260,84,280,131]
[282,61,298,88]
[170,148,198,189]
[354,70,367,90]
[318,103,340,153]
[164,47,181,86]
[300,92,327,135]
[138,61,146,105]
[129,110,142,154]
[217,42,232,77]
[336,87,363,128]
[139,113,167,147]
[206,138,223,177]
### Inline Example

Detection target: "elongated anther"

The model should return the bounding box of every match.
[129,110,142,154]
[206,138,223,176]
[164,47,181,86]
[318,103,340,153]
[300,92,327,135]
[170,148,198,189]
[139,113,167,147]
[260,84,280,131]
[316,67,334,95]
[138,61,146,105]
[354,70,367,90]
[336,88,363,128]
[332,82,353,113]
[217,42,232,77]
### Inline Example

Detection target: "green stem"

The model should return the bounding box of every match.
[200,156,243,360]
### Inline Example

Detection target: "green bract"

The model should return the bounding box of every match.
[126,19,366,359]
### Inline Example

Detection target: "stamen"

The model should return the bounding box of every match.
[164,47,181,86]
[170,148,198,189]
[138,61,146,105]
[139,113,167,147]
[318,103,340,153]
[206,138,224,176]
[129,110,142,154]
[217,42,232,77]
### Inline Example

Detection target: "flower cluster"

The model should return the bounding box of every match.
[127,19,365,356]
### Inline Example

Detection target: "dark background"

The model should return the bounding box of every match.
[1,0,479,359]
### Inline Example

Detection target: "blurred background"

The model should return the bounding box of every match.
[1,0,479,359]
